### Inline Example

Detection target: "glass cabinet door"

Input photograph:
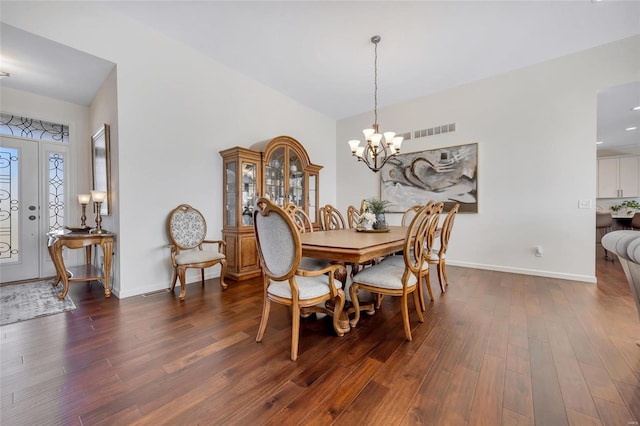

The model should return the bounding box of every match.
[265,147,285,207]
[288,151,304,209]
[225,161,236,227]
[308,174,317,223]
[241,161,257,226]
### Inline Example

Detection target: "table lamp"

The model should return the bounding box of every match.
[90,190,107,234]
[77,194,91,229]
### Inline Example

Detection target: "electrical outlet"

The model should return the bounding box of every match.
[578,199,591,209]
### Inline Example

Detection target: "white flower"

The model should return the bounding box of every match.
[359,212,376,223]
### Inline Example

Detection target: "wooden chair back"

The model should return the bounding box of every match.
[284,203,314,233]
[438,203,459,256]
[347,205,360,229]
[321,204,346,230]
[401,205,423,227]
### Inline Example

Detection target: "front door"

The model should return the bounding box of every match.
[0,136,40,282]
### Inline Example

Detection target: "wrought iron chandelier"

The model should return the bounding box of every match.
[348,35,403,173]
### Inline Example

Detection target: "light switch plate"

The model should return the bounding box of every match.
[578,200,591,209]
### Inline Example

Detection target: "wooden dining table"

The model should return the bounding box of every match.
[299,225,407,266]
[300,226,408,330]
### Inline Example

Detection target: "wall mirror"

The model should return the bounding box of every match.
[91,123,111,215]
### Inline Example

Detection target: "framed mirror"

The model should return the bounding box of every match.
[91,123,111,215]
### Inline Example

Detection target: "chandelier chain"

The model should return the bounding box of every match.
[373,38,378,128]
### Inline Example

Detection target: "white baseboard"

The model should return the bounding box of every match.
[447,260,596,284]
[114,270,223,299]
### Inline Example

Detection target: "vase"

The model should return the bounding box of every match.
[373,213,387,230]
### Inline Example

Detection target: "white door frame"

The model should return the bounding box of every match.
[0,133,74,282]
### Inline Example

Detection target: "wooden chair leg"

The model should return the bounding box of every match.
[331,291,346,336]
[401,294,412,341]
[256,295,271,342]
[375,293,384,309]
[291,303,301,361]
[440,259,449,290]
[349,283,361,328]
[413,289,424,323]
[219,260,228,289]
[170,268,178,291]
[418,274,427,312]
[178,267,188,301]
[425,270,435,302]
[201,269,205,286]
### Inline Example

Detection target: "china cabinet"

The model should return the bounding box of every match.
[220,136,322,280]
[220,147,263,280]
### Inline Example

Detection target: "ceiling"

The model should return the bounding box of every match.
[1,1,639,154]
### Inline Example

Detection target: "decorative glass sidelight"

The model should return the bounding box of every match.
[48,153,64,231]
[0,147,19,263]
[0,113,69,143]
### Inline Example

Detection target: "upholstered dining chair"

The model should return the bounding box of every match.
[596,212,615,261]
[253,198,346,361]
[284,203,331,271]
[348,204,432,341]
[429,203,459,295]
[347,205,361,229]
[383,202,443,311]
[167,204,227,300]
[632,213,640,230]
[321,204,346,230]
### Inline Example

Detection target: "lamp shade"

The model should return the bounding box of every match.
[348,140,361,153]
[78,194,91,204]
[90,190,106,203]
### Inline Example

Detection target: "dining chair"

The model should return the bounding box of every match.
[596,212,615,261]
[321,204,346,230]
[382,202,443,310]
[253,198,346,361]
[167,204,227,300]
[429,203,459,294]
[284,203,332,271]
[347,205,361,229]
[348,204,432,341]
[632,213,640,230]
[401,205,423,227]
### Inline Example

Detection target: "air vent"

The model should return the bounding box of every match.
[413,123,456,140]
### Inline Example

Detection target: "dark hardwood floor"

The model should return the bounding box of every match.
[2,250,639,425]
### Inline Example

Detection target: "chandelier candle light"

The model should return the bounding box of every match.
[90,190,107,234]
[348,35,404,173]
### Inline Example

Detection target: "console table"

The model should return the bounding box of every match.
[47,230,115,300]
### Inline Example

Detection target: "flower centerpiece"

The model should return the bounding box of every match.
[365,198,391,230]
[358,211,376,230]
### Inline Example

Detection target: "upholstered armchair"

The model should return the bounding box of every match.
[254,198,346,361]
[167,204,227,300]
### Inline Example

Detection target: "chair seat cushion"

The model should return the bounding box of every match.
[268,274,342,300]
[299,257,332,271]
[175,250,225,265]
[382,253,428,271]
[352,260,417,290]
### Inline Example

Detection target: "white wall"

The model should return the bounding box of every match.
[3,2,337,297]
[89,67,120,292]
[338,35,640,283]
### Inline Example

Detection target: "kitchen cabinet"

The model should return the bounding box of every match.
[597,156,640,198]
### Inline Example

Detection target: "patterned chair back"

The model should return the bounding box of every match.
[168,204,207,250]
